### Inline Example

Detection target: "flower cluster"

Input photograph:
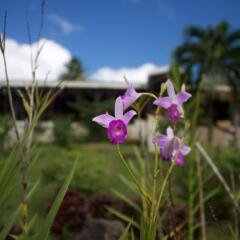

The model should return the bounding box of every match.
[92,80,140,144]
[153,80,191,122]
[155,127,191,166]
[92,79,191,166]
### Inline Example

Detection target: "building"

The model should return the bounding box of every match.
[1,68,239,147]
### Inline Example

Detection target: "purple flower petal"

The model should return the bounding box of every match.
[166,80,176,99]
[107,119,127,144]
[154,79,191,123]
[92,113,114,128]
[115,97,124,119]
[156,134,170,148]
[160,147,172,161]
[167,104,182,122]
[176,91,192,104]
[178,104,184,116]
[175,153,185,166]
[172,138,180,152]
[121,84,140,110]
[122,110,136,125]
[166,127,174,138]
[180,145,191,155]
[153,97,172,109]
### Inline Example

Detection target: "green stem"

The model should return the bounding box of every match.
[1,52,20,142]
[196,150,207,240]
[154,162,175,220]
[150,144,159,217]
[116,145,151,203]
[188,156,194,240]
[140,92,158,100]
[1,36,30,238]
[147,144,159,239]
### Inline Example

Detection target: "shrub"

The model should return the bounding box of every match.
[53,115,75,147]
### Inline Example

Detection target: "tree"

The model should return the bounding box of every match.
[174,21,240,87]
[174,21,240,142]
[60,57,84,80]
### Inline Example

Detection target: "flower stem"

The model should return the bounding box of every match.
[150,144,159,216]
[154,162,175,220]
[0,31,30,238]
[1,50,20,142]
[140,92,158,100]
[116,145,151,203]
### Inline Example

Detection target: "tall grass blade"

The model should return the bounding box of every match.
[111,189,141,213]
[196,142,240,213]
[107,206,140,229]
[33,160,76,240]
[119,223,131,240]
[0,179,40,240]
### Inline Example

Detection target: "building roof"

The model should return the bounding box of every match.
[148,65,170,77]
[0,80,147,90]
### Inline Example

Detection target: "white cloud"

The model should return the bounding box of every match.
[0,38,71,81]
[48,14,83,35]
[91,63,168,84]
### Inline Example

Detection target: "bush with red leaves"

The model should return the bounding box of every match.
[46,188,87,235]
[46,187,141,238]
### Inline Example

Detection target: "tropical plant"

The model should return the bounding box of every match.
[174,21,240,142]
[174,21,240,87]
[92,78,192,239]
[0,2,76,239]
[53,115,75,147]
[60,57,84,80]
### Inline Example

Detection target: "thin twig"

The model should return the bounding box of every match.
[37,0,45,41]
[3,11,7,49]
[167,175,178,240]
[116,145,152,204]
[196,142,240,213]
[0,11,20,142]
[196,149,207,240]
[230,168,239,238]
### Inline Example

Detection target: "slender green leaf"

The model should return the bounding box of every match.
[0,179,40,240]
[118,174,137,193]
[119,223,131,240]
[0,207,20,240]
[33,160,76,240]
[193,187,220,215]
[111,189,141,213]
[131,227,135,240]
[107,206,140,229]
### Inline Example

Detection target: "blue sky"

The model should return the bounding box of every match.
[0,0,240,78]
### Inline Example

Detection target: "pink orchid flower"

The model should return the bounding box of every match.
[155,126,191,166]
[153,80,191,122]
[121,78,140,111]
[92,97,136,144]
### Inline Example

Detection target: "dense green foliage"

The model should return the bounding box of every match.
[175,21,240,89]
[68,97,115,141]
[60,57,84,80]
[53,115,75,147]
[1,141,239,239]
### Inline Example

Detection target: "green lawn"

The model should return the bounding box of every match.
[1,142,238,239]
[33,143,136,192]
[25,143,138,217]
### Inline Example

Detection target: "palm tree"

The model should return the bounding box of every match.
[175,21,240,85]
[60,57,84,80]
[174,21,240,142]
